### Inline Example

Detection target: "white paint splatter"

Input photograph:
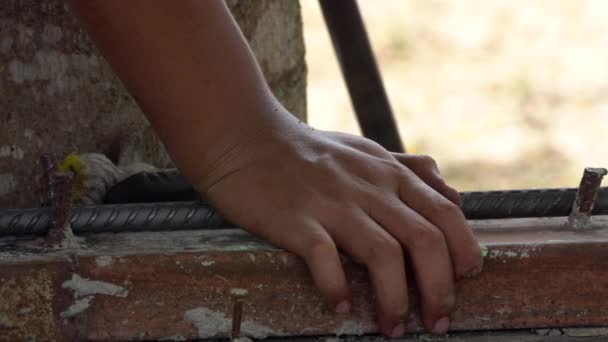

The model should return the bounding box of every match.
[333,320,370,336]
[496,307,512,315]
[480,244,488,257]
[95,256,114,267]
[62,274,128,298]
[247,253,256,263]
[60,296,93,318]
[230,288,248,296]
[201,260,215,267]
[184,307,279,338]
[487,247,536,260]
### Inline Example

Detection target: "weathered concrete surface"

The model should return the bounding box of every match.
[0,259,74,341]
[2,216,608,340]
[269,331,608,342]
[0,0,306,208]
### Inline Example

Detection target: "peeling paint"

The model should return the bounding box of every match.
[0,271,60,339]
[60,296,93,318]
[487,246,537,260]
[333,320,371,336]
[247,253,256,262]
[62,274,128,298]
[230,288,248,296]
[95,256,114,267]
[480,244,488,257]
[184,307,280,338]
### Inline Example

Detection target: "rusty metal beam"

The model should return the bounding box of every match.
[2,216,608,340]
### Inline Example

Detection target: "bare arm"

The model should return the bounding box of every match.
[68,0,281,181]
[68,0,482,336]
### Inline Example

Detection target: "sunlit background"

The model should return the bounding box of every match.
[302,0,608,191]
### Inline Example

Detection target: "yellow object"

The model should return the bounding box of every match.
[58,153,85,202]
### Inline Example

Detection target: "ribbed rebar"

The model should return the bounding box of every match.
[2,187,608,237]
[460,187,608,220]
[0,201,233,237]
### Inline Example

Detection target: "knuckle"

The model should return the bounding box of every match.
[432,199,463,219]
[409,223,445,250]
[382,160,406,177]
[365,234,403,265]
[419,155,438,169]
[305,233,337,261]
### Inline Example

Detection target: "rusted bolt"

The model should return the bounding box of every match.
[569,167,607,229]
[230,289,247,341]
[46,171,76,246]
[38,154,58,206]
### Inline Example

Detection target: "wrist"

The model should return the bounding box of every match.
[183,106,305,193]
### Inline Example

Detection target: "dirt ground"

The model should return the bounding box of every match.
[302,0,608,191]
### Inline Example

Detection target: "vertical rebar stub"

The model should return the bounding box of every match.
[569,167,607,229]
[39,154,58,206]
[46,171,80,248]
[230,288,247,341]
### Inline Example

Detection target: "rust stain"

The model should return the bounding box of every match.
[0,270,61,341]
[1,217,608,339]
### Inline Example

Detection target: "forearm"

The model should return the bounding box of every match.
[68,0,291,182]
[68,2,483,336]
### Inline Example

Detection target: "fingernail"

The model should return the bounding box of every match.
[335,300,351,314]
[390,323,406,338]
[433,316,450,335]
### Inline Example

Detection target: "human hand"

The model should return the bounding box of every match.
[197,115,482,337]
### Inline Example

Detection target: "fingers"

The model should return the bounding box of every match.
[256,216,351,313]
[323,207,409,337]
[369,196,455,334]
[392,153,462,206]
[300,228,352,312]
[397,169,483,279]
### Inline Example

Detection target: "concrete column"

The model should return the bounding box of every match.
[0,0,306,207]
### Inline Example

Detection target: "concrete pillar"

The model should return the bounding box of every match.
[0,0,306,207]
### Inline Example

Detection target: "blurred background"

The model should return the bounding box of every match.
[302,0,608,191]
